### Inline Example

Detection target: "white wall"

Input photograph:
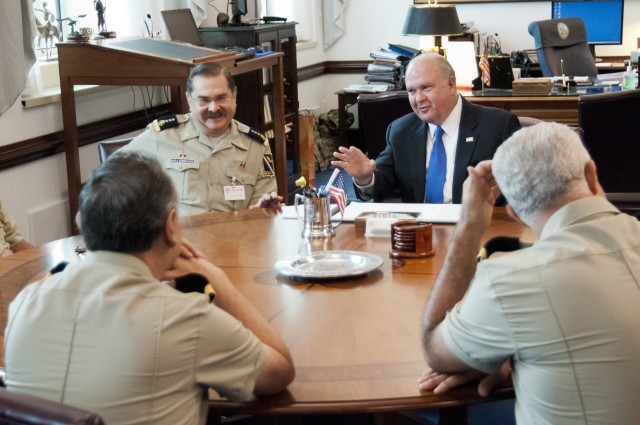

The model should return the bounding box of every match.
[300,0,640,113]
[2,0,639,244]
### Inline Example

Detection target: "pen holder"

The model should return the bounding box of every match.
[389,221,434,259]
[294,194,335,239]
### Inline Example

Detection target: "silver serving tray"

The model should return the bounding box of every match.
[275,250,383,279]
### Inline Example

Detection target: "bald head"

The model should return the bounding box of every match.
[406,53,456,81]
[404,53,459,126]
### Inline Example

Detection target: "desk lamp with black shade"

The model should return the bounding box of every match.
[401,1,463,56]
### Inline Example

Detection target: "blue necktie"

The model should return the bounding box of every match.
[425,126,446,204]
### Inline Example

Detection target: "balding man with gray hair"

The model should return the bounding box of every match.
[418,122,640,424]
[332,52,520,204]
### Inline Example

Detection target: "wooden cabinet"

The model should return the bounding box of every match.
[199,23,301,202]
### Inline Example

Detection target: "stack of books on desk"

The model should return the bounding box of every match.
[366,44,417,89]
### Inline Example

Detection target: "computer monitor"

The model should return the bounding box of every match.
[551,0,624,46]
[231,0,248,25]
[161,9,204,46]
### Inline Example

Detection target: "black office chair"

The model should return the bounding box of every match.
[357,91,413,160]
[578,90,640,215]
[97,138,133,163]
[0,368,105,425]
[528,17,597,78]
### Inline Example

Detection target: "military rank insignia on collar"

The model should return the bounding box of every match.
[153,114,189,132]
[262,153,275,177]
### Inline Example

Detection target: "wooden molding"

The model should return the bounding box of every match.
[0,104,171,172]
[1,61,368,172]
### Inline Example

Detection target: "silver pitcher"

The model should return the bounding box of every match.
[294,194,336,239]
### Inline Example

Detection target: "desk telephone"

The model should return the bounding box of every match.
[511,50,539,68]
[511,49,538,68]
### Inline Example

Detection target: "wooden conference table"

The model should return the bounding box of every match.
[0,208,535,420]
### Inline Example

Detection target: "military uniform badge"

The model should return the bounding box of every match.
[262,153,275,177]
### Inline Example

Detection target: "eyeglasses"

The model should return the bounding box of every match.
[189,94,233,108]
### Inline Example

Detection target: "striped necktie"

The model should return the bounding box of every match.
[425,126,446,204]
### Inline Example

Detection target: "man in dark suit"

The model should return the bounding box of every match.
[332,52,521,204]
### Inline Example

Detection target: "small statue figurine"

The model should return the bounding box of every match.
[94,0,106,33]
[58,14,88,40]
[35,1,56,25]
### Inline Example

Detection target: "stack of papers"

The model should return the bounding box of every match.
[334,202,461,223]
[343,84,390,93]
[281,203,461,223]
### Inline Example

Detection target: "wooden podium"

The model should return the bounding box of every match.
[57,38,286,232]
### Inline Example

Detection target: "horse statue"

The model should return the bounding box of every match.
[35,14,62,59]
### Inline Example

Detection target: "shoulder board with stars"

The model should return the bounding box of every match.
[238,124,269,147]
[152,114,189,133]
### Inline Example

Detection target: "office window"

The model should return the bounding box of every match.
[26,0,168,99]
[262,0,314,42]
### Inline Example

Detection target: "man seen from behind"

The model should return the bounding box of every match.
[419,122,640,424]
[4,151,294,424]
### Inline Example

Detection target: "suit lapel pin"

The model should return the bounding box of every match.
[465,137,474,143]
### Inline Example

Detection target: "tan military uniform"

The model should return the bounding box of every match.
[0,199,24,257]
[124,115,277,216]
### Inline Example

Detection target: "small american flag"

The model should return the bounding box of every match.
[478,56,491,87]
[328,169,347,217]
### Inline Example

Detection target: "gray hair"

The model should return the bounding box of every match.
[79,151,178,253]
[493,122,591,222]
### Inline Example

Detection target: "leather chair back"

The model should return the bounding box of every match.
[0,387,105,425]
[98,138,133,163]
[528,18,597,78]
[578,90,640,211]
[357,91,413,160]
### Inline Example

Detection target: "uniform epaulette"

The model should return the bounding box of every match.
[174,273,216,302]
[47,261,69,277]
[238,123,269,147]
[152,114,189,133]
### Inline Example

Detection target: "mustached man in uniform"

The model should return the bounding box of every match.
[124,62,282,216]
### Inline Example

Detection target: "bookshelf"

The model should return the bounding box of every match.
[199,23,301,203]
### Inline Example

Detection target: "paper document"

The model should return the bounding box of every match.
[332,202,462,223]
[343,84,390,93]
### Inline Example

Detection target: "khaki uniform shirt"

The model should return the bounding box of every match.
[0,199,23,257]
[125,115,277,216]
[442,197,640,425]
[5,251,265,425]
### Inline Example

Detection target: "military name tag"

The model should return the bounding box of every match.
[166,157,199,171]
[223,185,246,201]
